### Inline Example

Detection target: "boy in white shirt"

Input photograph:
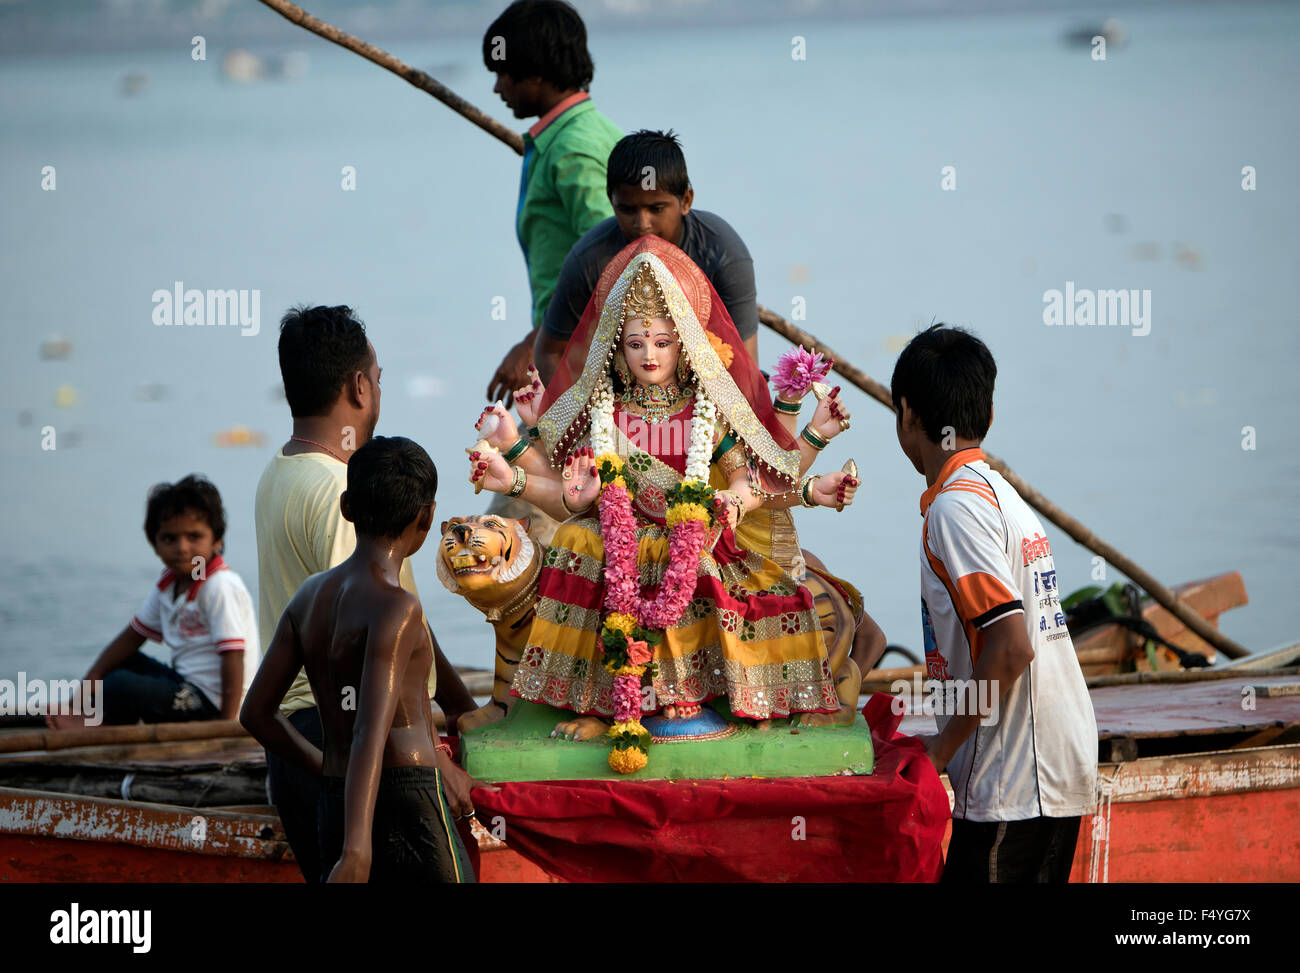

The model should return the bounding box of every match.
[891,324,1097,883]
[49,475,257,727]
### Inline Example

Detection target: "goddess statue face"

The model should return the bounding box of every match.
[619,317,679,388]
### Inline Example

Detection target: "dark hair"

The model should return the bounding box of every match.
[890,324,997,444]
[345,436,438,539]
[481,1,594,91]
[144,474,227,545]
[606,130,691,199]
[277,305,371,418]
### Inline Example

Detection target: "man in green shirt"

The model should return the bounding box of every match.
[482,0,622,405]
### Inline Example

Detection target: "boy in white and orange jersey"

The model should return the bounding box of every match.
[891,324,1097,883]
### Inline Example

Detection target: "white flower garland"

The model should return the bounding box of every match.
[684,390,715,483]
[590,381,616,457]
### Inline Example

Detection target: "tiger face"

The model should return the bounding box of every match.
[436,515,535,598]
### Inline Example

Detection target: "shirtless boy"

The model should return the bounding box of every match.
[241,436,478,883]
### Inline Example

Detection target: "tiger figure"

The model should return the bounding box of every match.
[436,515,543,734]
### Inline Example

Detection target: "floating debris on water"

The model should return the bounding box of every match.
[1130,241,1161,261]
[54,386,79,408]
[1174,243,1204,271]
[213,425,266,447]
[134,383,169,402]
[120,71,150,97]
[40,336,72,360]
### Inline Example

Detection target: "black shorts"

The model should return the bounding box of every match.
[942,815,1081,884]
[318,766,476,884]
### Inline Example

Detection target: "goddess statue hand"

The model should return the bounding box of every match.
[712,490,745,530]
[809,470,860,509]
[809,386,851,440]
[469,449,514,494]
[475,402,518,450]
[562,447,600,514]
[513,365,546,427]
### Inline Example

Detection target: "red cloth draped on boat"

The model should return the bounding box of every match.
[468,694,950,882]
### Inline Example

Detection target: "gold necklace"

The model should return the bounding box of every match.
[620,381,691,424]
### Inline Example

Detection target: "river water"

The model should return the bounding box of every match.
[2,3,1297,683]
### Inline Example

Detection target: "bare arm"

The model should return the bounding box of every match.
[430,625,476,733]
[925,614,1035,772]
[532,329,568,386]
[84,626,146,682]
[743,334,758,365]
[217,652,244,720]
[239,601,323,778]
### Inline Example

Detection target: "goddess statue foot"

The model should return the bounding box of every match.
[551,716,609,742]
[794,703,857,729]
[660,702,703,720]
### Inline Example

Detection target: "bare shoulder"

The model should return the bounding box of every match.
[368,585,425,643]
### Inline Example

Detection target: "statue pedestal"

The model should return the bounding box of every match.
[460,700,873,783]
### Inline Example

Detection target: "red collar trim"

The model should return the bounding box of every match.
[919,448,985,515]
[528,91,589,138]
[156,569,175,591]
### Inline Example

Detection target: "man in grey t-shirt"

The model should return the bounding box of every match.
[532,130,760,384]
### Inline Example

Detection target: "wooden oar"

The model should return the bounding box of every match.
[254,1,1250,661]
[257,0,523,154]
[760,309,1248,659]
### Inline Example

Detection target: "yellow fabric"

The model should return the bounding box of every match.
[254,449,429,715]
[516,510,839,719]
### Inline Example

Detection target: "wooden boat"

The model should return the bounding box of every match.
[2,573,1291,883]
[861,571,1250,692]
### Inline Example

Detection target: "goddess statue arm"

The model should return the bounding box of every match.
[473,374,552,477]
[468,447,594,524]
[794,386,853,475]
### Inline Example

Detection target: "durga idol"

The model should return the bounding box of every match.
[470,236,860,773]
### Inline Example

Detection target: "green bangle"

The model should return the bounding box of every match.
[502,435,531,464]
[801,425,830,451]
[773,397,802,415]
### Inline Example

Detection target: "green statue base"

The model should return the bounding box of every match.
[460,700,874,782]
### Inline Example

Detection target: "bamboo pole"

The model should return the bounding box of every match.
[256,0,524,154]
[0,720,248,756]
[758,308,1249,660]
[255,2,1251,661]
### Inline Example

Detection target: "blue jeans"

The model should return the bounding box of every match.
[101,651,220,725]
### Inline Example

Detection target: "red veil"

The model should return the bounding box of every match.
[537,236,802,492]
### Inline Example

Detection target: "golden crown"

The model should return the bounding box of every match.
[622,260,670,323]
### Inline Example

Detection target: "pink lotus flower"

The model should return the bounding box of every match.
[771,345,832,399]
[627,639,653,666]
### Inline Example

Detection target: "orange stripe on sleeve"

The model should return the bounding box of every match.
[953,571,1018,623]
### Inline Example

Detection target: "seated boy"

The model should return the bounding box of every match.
[241,436,477,883]
[48,475,256,728]
[891,325,1097,883]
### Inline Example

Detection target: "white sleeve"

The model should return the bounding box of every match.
[927,495,1024,630]
[200,575,255,653]
[129,582,164,641]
